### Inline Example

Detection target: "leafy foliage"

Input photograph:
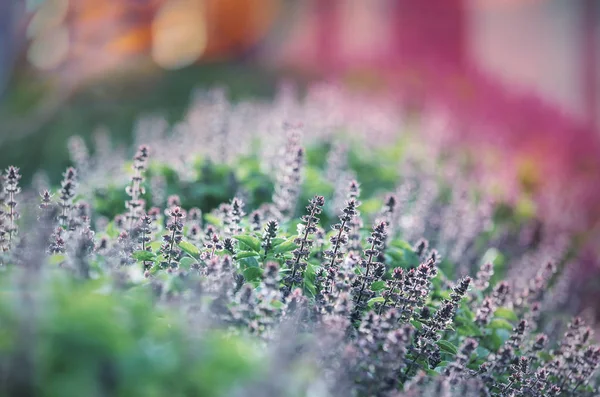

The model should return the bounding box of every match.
[0,91,596,397]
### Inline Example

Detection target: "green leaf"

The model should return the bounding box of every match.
[490,329,512,351]
[273,239,297,254]
[402,251,421,267]
[434,361,450,373]
[271,238,286,247]
[149,241,162,252]
[271,300,284,309]
[133,250,156,261]
[239,256,260,269]
[303,262,317,297]
[489,318,514,331]
[386,248,404,263]
[476,346,491,359]
[367,297,385,307]
[455,315,483,337]
[437,340,458,355]
[105,221,119,239]
[371,281,386,291]
[386,245,419,268]
[411,320,424,330]
[179,257,197,270]
[149,264,162,276]
[391,239,413,250]
[235,251,260,260]
[243,267,263,282]
[179,240,200,258]
[48,254,66,266]
[494,307,519,322]
[233,235,261,253]
[460,305,476,322]
[538,351,553,362]
[204,213,222,227]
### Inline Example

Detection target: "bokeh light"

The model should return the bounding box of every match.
[152,0,208,70]
[27,0,69,70]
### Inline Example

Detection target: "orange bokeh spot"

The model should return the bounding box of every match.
[27,0,281,74]
[109,26,153,55]
[202,0,280,59]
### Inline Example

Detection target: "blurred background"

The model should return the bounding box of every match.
[1,0,600,232]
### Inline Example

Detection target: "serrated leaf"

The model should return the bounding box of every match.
[273,239,297,254]
[489,318,514,331]
[235,251,260,260]
[494,307,519,322]
[233,235,261,252]
[133,250,156,261]
[179,240,200,258]
[371,281,386,291]
[437,340,458,355]
[179,257,197,270]
[367,297,385,307]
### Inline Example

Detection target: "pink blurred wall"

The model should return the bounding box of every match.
[280,0,599,131]
[468,0,599,129]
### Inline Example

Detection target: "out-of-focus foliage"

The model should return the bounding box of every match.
[0,271,259,396]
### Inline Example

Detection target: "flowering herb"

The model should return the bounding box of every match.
[0,99,596,397]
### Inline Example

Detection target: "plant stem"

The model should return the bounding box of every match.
[502,380,514,394]
[328,218,347,269]
[558,369,573,390]
[403,350,425,383]
[353,240,377,314]
[378,280,398,315]
[7,190,13,249]
[165,227,176,267]
[290,207,318,285]
[571,379,584,394]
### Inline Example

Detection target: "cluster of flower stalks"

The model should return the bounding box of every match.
[0,100,596,396]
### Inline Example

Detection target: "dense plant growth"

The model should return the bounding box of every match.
[0,89,596,396]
